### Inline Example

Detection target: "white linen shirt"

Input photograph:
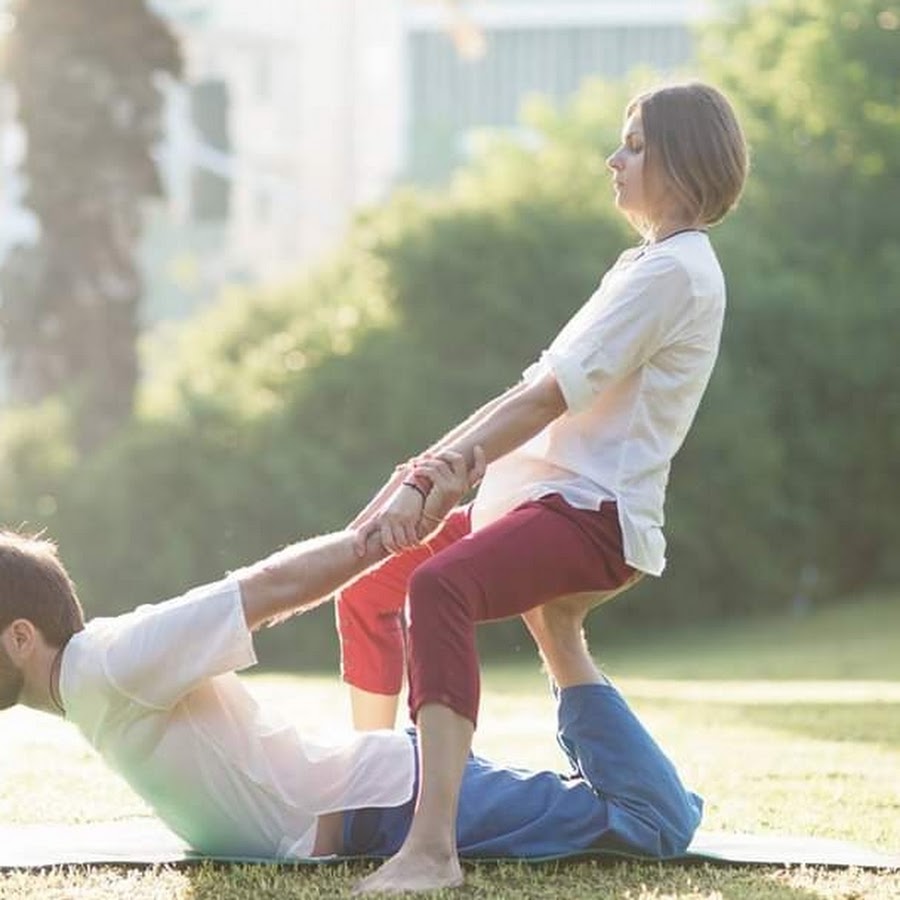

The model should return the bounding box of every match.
[59,578,415,858]
[471,231,726,576]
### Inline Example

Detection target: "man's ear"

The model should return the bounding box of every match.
[2,619,39,663]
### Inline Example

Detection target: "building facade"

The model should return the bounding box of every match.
[0,0,715,326]
[152,1,714,296]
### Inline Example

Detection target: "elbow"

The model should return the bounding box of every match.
[238,560,304,632]
[529,373,568,423]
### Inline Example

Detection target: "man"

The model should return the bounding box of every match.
[0,451,700,870]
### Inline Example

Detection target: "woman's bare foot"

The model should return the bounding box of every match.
[352,846,464,894]
[354,702,472,893]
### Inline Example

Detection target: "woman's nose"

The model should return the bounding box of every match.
[606,149,623,170]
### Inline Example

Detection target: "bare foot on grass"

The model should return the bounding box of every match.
[352,847,464,894]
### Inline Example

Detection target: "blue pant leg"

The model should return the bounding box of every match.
[453,750,619,858]
[343,690,702,860]
[344,739,621,859]
[557,683,703,856]
[548,678,581,776]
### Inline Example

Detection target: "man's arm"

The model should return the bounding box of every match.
[237,449,485,631]
[236,530,386,632]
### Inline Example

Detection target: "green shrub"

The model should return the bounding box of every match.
[2,5,897,666]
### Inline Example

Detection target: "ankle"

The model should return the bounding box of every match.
[400,834,457,863]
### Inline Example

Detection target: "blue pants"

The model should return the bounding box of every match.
[343,683,702,859]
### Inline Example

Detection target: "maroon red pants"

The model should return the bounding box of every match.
[336,494,636,727]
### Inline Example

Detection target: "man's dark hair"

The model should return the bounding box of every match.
[0,531,85,647]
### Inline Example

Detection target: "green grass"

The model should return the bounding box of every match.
[1,592,898,898]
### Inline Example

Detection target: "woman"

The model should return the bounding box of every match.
[342,81,749,893]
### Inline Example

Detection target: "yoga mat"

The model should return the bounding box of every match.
[0,818,897,871]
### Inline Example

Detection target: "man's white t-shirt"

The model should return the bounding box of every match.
[59,578,416,858]
[472,230,726,576]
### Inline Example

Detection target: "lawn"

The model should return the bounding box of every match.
[1,591,898,898]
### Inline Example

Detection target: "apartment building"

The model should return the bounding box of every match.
[0,1,713,324]
[150,1,713,296]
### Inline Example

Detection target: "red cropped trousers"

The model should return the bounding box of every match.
[336,493,637,728]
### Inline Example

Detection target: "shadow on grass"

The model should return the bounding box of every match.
[733,702,900,750]
[635,695,900,751]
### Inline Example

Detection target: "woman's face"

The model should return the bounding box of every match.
[606,110,649,221]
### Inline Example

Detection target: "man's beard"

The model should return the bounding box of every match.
[0,643,24,711]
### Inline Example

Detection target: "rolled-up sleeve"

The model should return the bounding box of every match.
[545,254,694,414]
[103,577,257,710]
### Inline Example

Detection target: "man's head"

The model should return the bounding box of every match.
[0,531,84,710]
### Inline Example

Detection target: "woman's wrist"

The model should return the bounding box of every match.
[408,471,433,494]
[399,458,434,496]
[401,480,429,504]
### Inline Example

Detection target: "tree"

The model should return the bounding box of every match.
[702,0,899,268]
[701,0,900,591]
[0,0,181,449]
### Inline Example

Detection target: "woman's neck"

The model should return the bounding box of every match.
[646,218,702,243]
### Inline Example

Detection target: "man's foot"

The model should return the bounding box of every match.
[352,848,464,894]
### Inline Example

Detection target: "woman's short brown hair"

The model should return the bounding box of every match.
[629,82,748,228]
[0,531,84,647]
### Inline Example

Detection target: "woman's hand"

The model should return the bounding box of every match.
[416,448,485,540]
[347,464,409,531]
[382,481,431,554]
[352,480,424,556]
[352,447,485,556]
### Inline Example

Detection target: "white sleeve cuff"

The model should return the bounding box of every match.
[544,349,595,414]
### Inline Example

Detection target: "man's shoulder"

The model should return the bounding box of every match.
[77,613,125,650]
[60,621,121,733]
[84,579,243,639]
[81,605,151,646]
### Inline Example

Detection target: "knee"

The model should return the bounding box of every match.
[337,586,406,695]
[336,580,404,661]
[335,584,369,637]
[407,558,470,633]
[658,792,703,857]
[336,567,405,630]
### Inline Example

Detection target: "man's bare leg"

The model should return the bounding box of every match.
[350,686,400,731]
[353,702,472,894]
[522,593,606,688]
[523,580,641,687]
